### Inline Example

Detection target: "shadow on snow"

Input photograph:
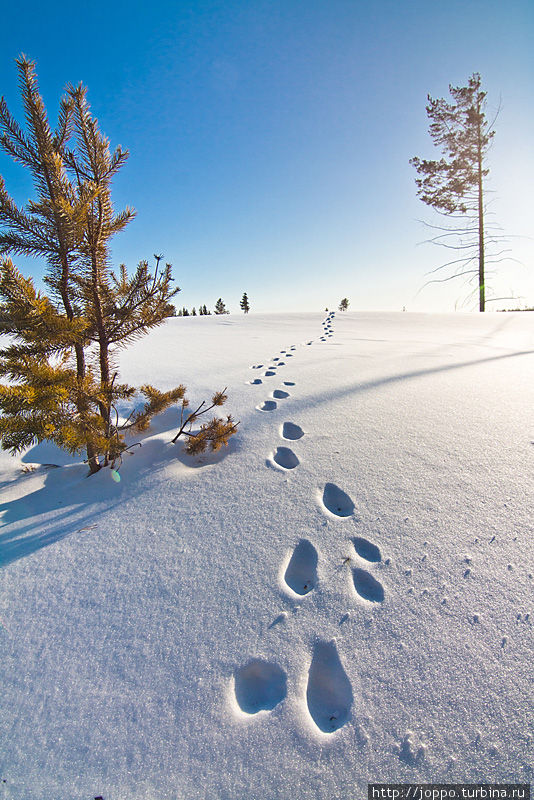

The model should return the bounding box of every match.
[0,407,240,568]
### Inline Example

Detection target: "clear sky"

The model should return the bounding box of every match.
[0,0,532,313]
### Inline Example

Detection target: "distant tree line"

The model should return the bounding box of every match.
[174,293,251,317]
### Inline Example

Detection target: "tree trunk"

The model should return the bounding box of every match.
[477,102,485,312]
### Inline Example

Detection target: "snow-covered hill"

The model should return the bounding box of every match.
[1,311,533,799]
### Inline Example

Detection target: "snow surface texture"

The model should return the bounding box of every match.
[1,311,533,799]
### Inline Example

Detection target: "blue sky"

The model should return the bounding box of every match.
[0,0,532,313]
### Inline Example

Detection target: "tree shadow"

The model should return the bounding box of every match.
[0,463,121,567]
[298,349,534,411]
[0,413,241,568]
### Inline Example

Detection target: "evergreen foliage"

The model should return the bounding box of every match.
[0,57,237,474]
[410,74,500,312]
[339,298,349,311]
[214,298,229,315]
[240,292,250,313]
[171,388,239,454]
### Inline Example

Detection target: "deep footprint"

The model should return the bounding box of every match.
[284,539,318,595]
[283,381,295,386]
[306,640,353,733]
[281,422,304,440]
[257,400,277,412]
[264,370,276,377]
[352,537,381,562]
[322,483,355,517]
[273,389,289,399]
[352,568,385,602]
[234,659,287,714]
[247,378,262,385]
[272,447,299,470]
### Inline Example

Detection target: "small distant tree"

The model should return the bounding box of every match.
[214,298,229,315]
[191,307,197,316]
[339,298,349,311]
[203,304,210,315]
[240,292,250,313]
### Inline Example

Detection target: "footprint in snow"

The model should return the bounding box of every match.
[321,483,355,518]
[234,659,287,714]
[281,422,304,440]
[270,447,299,470]
[352,537,381,562]
[257,400,277,412]
[264,370,276,377]
[272,389,290,399]
[251,364,264,369]
[284,539,318,595]
[306,640,353,733]
[397,731,427,766]
[277,361,286,366]
[352,568,385,603]
[283,381,295,386]
[247,378,262,385]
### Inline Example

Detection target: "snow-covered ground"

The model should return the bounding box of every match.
[0,311,533,800]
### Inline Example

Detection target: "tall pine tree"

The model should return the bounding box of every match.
[240,292,250,313]
[410,74,497,312]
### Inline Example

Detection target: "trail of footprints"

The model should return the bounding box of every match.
[253,311,336,466]
[233,513,386,732]
[237,312,390,736]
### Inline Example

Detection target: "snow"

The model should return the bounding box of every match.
[0,310,533,799]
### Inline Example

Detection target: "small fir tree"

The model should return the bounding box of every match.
[0,57,237,473]
[214,298,229,315]
[339,298,349,311]
[240,292,250,313]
